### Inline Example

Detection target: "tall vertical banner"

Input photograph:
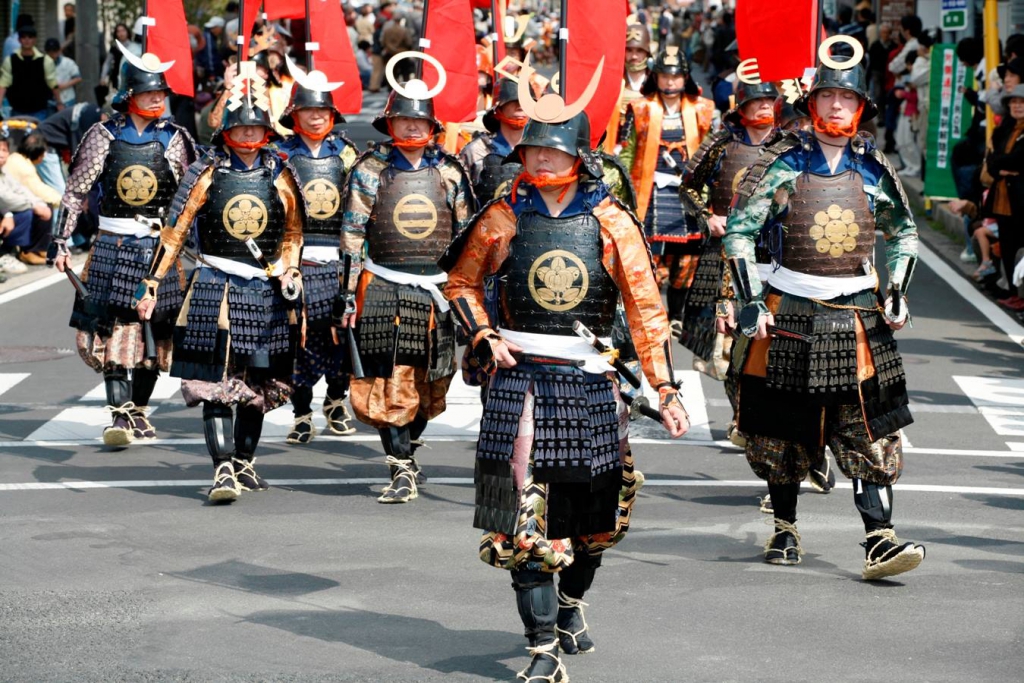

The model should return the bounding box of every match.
[566,0,628,147]
[423,0,479,123]
[147,0,194,97]
[735,0,818,83]
[308,0,363,114]
[925,44,975,200]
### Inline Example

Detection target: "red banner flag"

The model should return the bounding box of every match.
[566,0,627,147]
[735,0,819,83]
[423,0,478,123]
[147,0,193,97]
[308,0,363,114]
[239,1,262,61]
[264,0,305,20]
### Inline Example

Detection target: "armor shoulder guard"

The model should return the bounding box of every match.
[65,121,114,194]
[168,153,217,225]
[165,127,199,180]
[596,195,656,270]
[600,151,637,211]
[733,131,802,209]
[353,142,390,170]
[869,145,911,210]
[684,128,732,192]
[438,196,510,273]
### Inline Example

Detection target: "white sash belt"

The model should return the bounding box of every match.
[302,246,340,264]
[756,263,773,284]
[99,216,156,238]
[766,265,878,300]
[497,328,614,375]
[198,254,283,281]
[364,255,449,312]
[654,171,681,189]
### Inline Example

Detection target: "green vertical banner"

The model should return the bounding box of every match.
[925,44,975,199]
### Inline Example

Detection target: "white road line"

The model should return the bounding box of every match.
[23,405,162,442]
[0,373,30,398]
[953,376,1024,438]
[1,478,1021,496]
[0,264,84,306]
[917,241,1024,348]
[83,374,184,401]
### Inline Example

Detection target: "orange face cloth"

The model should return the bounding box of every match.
[293,113,335,141]
[224,130,273,150]
[740,115,775,128]
[128,99,166,119]
[510,154,581,203]
[387,119,432,149]
[808,100,865,138]
[494,110,528,129]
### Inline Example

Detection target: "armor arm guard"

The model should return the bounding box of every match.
[152,166,214,280]
[442,202,516,335]
[723,160,798,302]
[618,106,639,172]
[872,154,920,289]
[340,156,385,285]
[595,200,676,390]
[439,158,477,235]
[275,168,306,272]
[165,127,199,182]
[681,129,727,194]
[57,122,113,242]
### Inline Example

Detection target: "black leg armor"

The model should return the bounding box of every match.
[379,426,412,458]
[326,377,350,401]
[767,482,800,524]
[764,482,802,566]
[853,479,893,532]
[202,402,235,464]
[234,405,265,459]
[104,368,131,406]
[512,569,566,681]
[557,553,602,655]
[131,368,159,407]
[292,385,314,417]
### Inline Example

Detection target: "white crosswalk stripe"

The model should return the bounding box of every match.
[953,376,1024,446]
[0,373,29,398]
[82,374,183,402]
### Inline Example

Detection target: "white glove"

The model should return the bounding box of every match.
[1013,257,1024,287]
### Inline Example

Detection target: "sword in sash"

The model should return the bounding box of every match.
[572,320,664,423]
[244,237,300,301]
[337,253,365,379]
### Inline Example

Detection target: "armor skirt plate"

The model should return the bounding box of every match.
[70,232,185,339]
[679,236,726,361]
[171,267,297,383]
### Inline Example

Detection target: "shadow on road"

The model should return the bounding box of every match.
[242,606,521,680]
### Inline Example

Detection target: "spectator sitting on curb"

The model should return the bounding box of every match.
[0,130,52,269]
[5,131,61,210]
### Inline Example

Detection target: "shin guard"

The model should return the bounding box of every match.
[235,405,265,459]
[854,478,893,533]
[104,369,131,407]
[131,368,159,407]
[202,403,234,464]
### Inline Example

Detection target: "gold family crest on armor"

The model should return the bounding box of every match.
[117,165,158,206]
[731,166,751,194]
[393,194,438,240]
[528,250,589,311]
[811,204,861,258]
[223,194,269,239]
[302,179,340,220]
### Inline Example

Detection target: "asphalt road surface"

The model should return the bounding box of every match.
[1,107,1023,681]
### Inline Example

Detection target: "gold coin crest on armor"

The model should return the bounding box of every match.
[393,194,438,239]
[302,179,340,220]
[116,165,158,206]
[731,166,750,194]
[528,250,589,312]
[223,194,269,239]
[811,203,860,258]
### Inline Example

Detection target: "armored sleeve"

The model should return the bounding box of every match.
[440,157,476,236]
[57,122,112,241]
[442,201,516,335]
[340,154,385,291]
[874,171,919,288]
[458,136,488,189]
[723,159,798,301]
[595,199,677,390]
[618,106,639,172]
[275,167,305,272]
[165,128,199,182]
[151,166,214,280]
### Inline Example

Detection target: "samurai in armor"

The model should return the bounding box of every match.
[724,51,926,580]
[52,48,196,448]
[276,73,360,444]
[679,78,779,381]
[619,46,715,328]
[604,21,652,154]
[442,106,689,681]
[135,65,304,503]
[460,77,527,203]
[339,74,474,504]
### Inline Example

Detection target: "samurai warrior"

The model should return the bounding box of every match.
[620,46,715,328]
[443,101,689,681]
[276,73,360,444]
[339,68,474,504]
[724,47,926,580]
[52,47,196,447]
[135,65,304,503]
[604,20,652,153]
[460,77,527,204]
